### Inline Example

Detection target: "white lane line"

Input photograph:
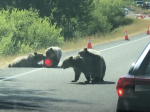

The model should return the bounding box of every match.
[0,68,44,82]
[100,35,150,52]
[1,35,150,82]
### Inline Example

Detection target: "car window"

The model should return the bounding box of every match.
[141,50,150,74]
[134,49,150,75]
[145,62,150,74]
[137,1,143,4]
[147,3,150,5]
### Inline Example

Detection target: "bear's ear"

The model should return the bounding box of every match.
[69,56,73,61]
[50,48,53,51]
[34,52,38,55]
[84,48,88,52]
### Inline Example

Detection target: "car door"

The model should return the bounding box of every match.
[134,74,150,100]
[133,49,150,108]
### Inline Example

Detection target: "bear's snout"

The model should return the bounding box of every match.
[60,64,67,69]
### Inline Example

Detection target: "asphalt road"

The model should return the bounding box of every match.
[0,33,150,112]
[126,9,150,19]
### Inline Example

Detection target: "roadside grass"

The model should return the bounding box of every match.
[1,17,150,69]
[53,17,150,52]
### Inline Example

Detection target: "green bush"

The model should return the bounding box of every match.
[96,0,126,28]
[0,8,64,56]
[76,0,128,36]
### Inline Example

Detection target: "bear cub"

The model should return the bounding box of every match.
[61,55,94,83]
[45,46,62,67]
[78,48,106,83]
[8,52,45,67]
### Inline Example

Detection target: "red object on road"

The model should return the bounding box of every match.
[44,58,53,67]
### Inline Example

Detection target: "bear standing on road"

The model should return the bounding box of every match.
[61,55,94,83]
[45,46,62,67]
[78,48,106,83]
[8,52,45,67]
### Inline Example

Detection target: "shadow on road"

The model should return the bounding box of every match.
[42,66,62,69]
[0,86,91,111]
[70,81,115,85]
[92,81,116,84]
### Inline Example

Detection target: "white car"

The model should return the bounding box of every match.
[135,1,143,7]
[146,2,150,9]
[124,8,129,15]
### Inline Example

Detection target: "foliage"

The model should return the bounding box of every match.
[96,0,126,28]
[0,0,134,56]
[0,8,64,56]
[50,0,94,39]
[82,0,127,36]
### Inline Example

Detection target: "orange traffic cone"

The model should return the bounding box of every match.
[147,26,149,35]
[125,30,129,40]
[87,37,92,49]
[141,15,144,19]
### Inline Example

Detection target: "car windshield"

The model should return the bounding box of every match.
[137,1,143,4]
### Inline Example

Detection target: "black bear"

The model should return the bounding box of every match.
[78,48,106,83]
[45,46,62,67]
[61,55,94,83]
[8,52,45,67]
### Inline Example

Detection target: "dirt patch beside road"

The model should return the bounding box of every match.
[126,5,150,19]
